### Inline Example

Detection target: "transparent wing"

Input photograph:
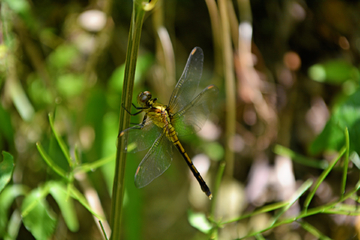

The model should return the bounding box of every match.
[172,85,219,137]
[168,47,203,114]
[119,117,163,153]
[134,133,174,188]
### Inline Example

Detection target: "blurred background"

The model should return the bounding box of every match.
[1,0,360,239]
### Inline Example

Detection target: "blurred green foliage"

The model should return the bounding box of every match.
[1,0,360,239]
[311,90,360,154]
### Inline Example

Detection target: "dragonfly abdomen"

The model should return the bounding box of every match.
[172,138,212,200]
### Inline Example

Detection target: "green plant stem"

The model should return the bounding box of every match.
[219,0,236,178]
[274,145,328,169]
[221,179,312,226]
[36,142,68,179]
[99,220,109,240]
[221,202,288,225]
[303,146,346,210]
[237,180,360,239]
[110,3,146,240]
[210,161,226,218]
[48,113,72,167]
[75,154,115,174]
[341,127,350,198]
[270,179,313,226]
[204,0,222,77]
[297,220,332,240]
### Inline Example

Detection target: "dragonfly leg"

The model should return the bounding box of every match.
[118,114,149,137]
[122,103,150,116]
[131,103,149,110]
[122,103,142,116]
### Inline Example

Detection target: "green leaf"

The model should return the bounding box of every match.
[308,60,359,84]
[0,185,28,237]
[310,89,360,155]
[350,151,360,169]
[2,0,37,31]
[188,210,212,234]
[309,118,344,154]
[48,182,79,232]
[203,142,224,161]
[56,74,85,97]
[21,188,57,240]
[0,152,15,193]
[3,0,30,14]
[47,44,79,70]
[28,74,53,105]
[6,209,22,240]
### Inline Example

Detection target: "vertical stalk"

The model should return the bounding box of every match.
[204,0,223,78]
[110,2,145,240]
[218,0,236,179]
[209,0,236,225]
[341,127,350,198]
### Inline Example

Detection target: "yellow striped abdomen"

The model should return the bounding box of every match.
[168,125,212,199]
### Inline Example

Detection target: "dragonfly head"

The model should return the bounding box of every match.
[137,91,152,107]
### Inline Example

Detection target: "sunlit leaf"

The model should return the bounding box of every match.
[48,182,79,232]
[203,142,224,161]
[3,0,30,14]
[0,185,28,237]
[6,209,21,240]
[188,210,212,234]
[350,151,360,169]
[308,60,359,84]
[21,188,57,240]
[47,44,79,70]
[9,80,35,122]
[28,75,53,105]
[56,74,85,97]
[2,0,37,31]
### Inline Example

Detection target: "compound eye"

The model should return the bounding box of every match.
[138,91,151,104]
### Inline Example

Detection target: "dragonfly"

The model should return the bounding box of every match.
[119,47,219,199]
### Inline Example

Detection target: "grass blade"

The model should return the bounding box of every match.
[303,147,346,210]
[36,142,68,179]
[271,179,313,226]
[48,113,72,167]
[341,127,350,198]
[274,145,328,169]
